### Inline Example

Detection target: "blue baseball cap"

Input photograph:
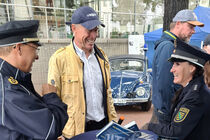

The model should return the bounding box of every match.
[66,6,105,30]
[173,9,204,27]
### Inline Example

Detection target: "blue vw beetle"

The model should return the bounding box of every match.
[109,54,152,111]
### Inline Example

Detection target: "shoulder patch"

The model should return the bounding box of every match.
[8,77,18,84]
[174,107,190,123]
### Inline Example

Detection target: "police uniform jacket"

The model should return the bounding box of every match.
[148,75,210,140]
[0,58,68,140]
[48,38,117,138]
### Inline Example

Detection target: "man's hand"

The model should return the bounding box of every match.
[57,135,65,140]
[41,84,57,96]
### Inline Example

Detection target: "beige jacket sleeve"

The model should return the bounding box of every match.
[48,52,62,97]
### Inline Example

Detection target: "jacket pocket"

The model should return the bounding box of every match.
[61,75,79,107]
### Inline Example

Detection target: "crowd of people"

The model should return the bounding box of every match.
[0,5,209,140]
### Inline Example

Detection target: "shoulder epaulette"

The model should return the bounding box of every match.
[193,84,198,91]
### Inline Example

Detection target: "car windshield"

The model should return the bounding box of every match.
[110,58,144,72]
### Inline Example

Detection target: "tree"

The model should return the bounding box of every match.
[163,0,189,31]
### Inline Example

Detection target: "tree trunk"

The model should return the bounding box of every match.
[163,0,189,31]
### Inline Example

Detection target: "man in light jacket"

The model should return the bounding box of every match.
[48,6,117,139]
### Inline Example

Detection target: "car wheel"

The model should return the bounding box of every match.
[141,100,152,111]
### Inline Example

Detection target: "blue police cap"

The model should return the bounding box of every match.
[66,6,105,30]
[0,20,41,47]
[169,40,210,67]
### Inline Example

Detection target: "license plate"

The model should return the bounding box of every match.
[113,99,126,104]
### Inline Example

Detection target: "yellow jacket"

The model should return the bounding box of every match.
[48,39,117,138]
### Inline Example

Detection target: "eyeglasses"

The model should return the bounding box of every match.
[24,43,40,54]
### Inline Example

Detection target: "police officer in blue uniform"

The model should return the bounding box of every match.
[0,20,68,140]
[148,40,210,140]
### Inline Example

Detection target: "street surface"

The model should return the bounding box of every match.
[116,105,153,128]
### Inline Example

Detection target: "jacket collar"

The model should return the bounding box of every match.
[0,58,30,81]
[94,44,107,62]
[71,37,107,62]
[164,31,177,40]
[182,75,205,94]
[154,31,178,49]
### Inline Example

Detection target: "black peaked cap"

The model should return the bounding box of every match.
[0,20,40,47]
[169,39,210,67]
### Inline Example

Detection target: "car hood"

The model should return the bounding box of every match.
[111,71,147,98]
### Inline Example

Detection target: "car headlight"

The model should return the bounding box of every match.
[136,87,146,96]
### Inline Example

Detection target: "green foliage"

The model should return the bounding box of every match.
[111,31,120,38]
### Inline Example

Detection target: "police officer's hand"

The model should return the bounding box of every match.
[57,135,65,140]
[41,84,57,96]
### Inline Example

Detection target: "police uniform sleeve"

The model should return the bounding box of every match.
[42,92,68,138]
[148,92,204,140]
[3,88,68,139]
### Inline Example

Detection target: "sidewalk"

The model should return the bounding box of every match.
[116,105,153,128]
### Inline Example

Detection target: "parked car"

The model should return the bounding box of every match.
[109,54,152,111]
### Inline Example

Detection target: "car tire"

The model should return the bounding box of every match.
[141,100,152,111]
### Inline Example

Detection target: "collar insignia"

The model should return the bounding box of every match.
[174,107,190,123]
[8,77,18,84]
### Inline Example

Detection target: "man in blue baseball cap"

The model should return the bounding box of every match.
[48,6,117,139]
[0,20,68,140]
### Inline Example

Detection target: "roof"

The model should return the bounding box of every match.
[109,54,145,60]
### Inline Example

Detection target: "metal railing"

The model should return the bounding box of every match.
[0,2,163,92]
[0,2,163,39]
